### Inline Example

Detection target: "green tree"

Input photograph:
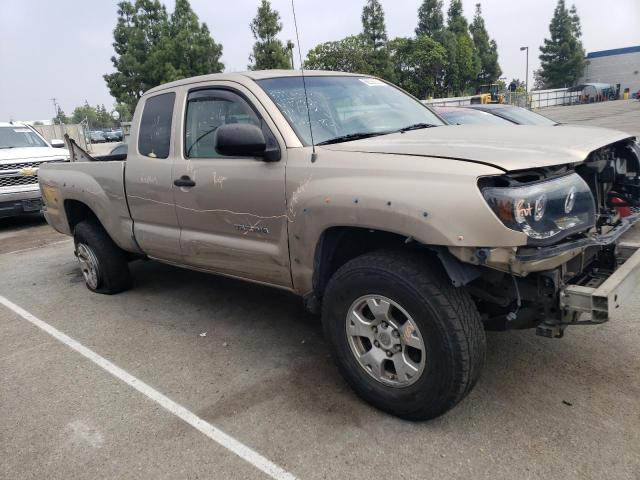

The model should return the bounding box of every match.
[538,0,585,88]
[104,0,223,113]
[96,104,113,128]
[360,0,392,79]
[388,36,448,99]
[156,0,224,81]
[104,1,168,113]
[415,0,444,37]
[305,35,375,74]
[446,0,468,36]
[71,102,99,127]
[248,0,291,70]
[509,78,526,93]
[440,0,478,95]
[361,0,387,48]
[469,3,501,89]
[53,106,69,125]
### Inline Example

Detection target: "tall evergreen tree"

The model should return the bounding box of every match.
[361,0,388,49]
[446,0,468,36]
[415,0,444,38]
[158,0,223,80]
[361,0,392,79]
[104,1,168,112]
[248,0,291,70]
[538,0,585,88]
[442,0,478,95]
[104,0,223,113]
[469,3,501,89]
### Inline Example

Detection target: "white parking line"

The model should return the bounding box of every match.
[0,295,297,480]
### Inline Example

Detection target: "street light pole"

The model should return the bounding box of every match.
[520,46,529,93]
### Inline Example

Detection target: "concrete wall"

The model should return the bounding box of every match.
[32,124,88,150]
[580,51,640,96]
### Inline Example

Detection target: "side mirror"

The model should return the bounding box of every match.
[51,139,65,148]
[215,124,280,161]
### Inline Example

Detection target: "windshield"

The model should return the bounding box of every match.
[257,76,444,145]
[0,126,48,149]
[436,108,511,125]
[493,107,558,126]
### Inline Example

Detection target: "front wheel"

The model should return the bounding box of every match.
[322,250,486,420]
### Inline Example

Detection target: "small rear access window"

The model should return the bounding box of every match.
[138,92,175,159]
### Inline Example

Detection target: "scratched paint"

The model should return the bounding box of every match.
[140,176,158,185]
[212,172,228,188]
[288,176,312,220]
[128,194,292,221]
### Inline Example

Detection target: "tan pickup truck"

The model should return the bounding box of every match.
[39,70,640,420]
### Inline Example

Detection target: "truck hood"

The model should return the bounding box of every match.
[0,146,69,163]
[320,125,634,171]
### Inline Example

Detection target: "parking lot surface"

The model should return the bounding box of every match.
[542,99,640,137]
[2,100,640,480]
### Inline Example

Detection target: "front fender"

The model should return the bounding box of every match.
[286,149,526,294]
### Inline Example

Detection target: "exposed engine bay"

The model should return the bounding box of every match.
[464,139,640,337]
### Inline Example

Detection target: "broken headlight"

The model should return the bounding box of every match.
[482,173,596,245]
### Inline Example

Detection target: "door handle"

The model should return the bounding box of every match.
[174,175,196,187]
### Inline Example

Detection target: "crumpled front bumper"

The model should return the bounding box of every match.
[541,224,640,336]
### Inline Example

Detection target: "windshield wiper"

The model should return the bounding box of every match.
[316,131,390,146]
[0,146,16,149]
[398,123,438,133]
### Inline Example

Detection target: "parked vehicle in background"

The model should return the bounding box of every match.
[0,122,68,218]
[434,106,512,125]
[39,71,640,421]
[89,131,106,143]
[102,130,119,142]
[466,104,558,125]
[102,129,124,142]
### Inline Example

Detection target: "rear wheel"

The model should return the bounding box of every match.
[322,250,485,420]
[73,220,132,294]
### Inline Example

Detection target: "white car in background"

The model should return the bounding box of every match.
[0,122,69,218]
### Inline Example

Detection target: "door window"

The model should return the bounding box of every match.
[185,89,261,158]
[138,92,175,159]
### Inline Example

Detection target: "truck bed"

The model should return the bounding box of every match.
[38,158,139,254]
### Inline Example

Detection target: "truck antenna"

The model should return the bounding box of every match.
[291,0,317,163]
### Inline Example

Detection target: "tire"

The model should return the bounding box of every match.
[73,220,132,294]
[321,250,486,421]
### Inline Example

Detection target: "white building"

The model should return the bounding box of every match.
[580,46,640,97]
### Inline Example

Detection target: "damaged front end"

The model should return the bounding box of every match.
[454,138,640,337]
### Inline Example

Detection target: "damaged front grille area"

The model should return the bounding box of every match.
[574,141,640,227]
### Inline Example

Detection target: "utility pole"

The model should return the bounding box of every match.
[520,46,529,93]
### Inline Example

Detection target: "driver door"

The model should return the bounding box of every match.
[172,86,291,288]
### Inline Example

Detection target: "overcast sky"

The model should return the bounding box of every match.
[1,0,638,121]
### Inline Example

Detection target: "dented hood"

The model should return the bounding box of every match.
[320,125,634,171]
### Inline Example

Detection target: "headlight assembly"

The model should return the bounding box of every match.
[482,173,595,244]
